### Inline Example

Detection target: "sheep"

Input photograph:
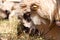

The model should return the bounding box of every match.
[0,0,60,40]
[19,0,60,40]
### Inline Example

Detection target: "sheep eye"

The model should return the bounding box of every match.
[30,4,39,11]
[21,5,27,8]
[32,4,38,8]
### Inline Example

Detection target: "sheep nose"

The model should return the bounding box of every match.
[4,10,10,19]
[5,10,10,14]
[26,9,31,12]
[24,12,31,15]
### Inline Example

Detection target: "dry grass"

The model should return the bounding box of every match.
[18,32,45,40]
[0,17,45,40]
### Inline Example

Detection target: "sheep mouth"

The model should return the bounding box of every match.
[22,12,31,22]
